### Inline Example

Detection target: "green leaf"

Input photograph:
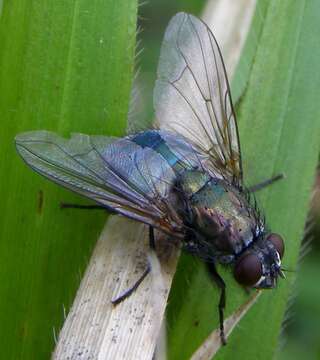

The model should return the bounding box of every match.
[167,1,320,359]
[0,1,137,359]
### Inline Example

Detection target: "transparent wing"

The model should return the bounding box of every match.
[15,131,184,237]
[154,12,243,187]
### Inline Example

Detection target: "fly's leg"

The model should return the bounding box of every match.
[60,203,117,215]
[206,262,227,345]
[60,203,107,210]
[111,266,151,305]
[111,227,155,305]
[248,173,284,193]
[149,225,156,250]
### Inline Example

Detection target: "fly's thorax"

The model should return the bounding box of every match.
[178,171,260,258]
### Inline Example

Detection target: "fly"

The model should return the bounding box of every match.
[15,12,285,344]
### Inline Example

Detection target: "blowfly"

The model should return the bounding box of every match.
[15,13,285,343]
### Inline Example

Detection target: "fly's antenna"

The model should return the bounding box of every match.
[280,267,296,273]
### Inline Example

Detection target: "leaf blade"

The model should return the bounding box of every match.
[0,1,137,358]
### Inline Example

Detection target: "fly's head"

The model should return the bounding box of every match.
[234,233,285,289]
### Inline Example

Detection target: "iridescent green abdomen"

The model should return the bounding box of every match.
[178,170,259,260]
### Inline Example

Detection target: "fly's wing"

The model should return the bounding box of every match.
[154,12,243,187]
[15,131,184,237]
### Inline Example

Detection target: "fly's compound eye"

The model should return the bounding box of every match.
[267,233,285,259]
[234,254,262,287]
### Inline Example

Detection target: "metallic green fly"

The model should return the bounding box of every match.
[15,13,285,344]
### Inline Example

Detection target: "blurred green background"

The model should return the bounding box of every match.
[278,173,320,360]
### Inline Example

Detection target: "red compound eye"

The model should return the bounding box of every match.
[267,233,285,259]
[234,254,262,287]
